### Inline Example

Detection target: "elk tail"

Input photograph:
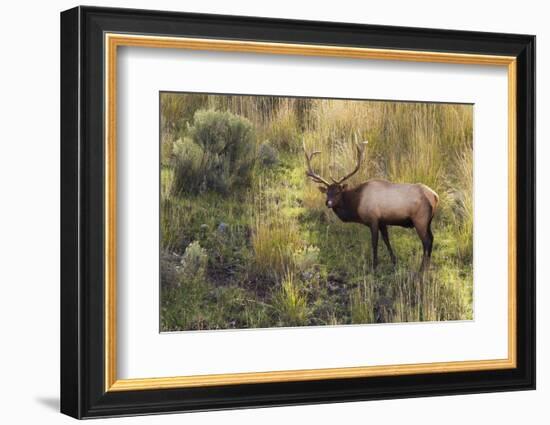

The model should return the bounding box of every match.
[422,185,439,217]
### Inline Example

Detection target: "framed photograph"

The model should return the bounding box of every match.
[60,6,535,419]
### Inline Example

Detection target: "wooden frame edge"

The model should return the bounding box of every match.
[108,358,516,391]
[105,32,118,391]
[104,33,518,392]
[507,59,518,369]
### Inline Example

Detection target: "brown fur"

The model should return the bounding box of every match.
[321,179,438,271]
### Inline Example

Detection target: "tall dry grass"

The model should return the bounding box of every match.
[249,174,302,279]
[300,101,472,204]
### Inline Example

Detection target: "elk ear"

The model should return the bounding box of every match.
[318,186,327,193]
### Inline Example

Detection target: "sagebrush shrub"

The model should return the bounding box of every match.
[172,109,256,195]
[258,141,279,166]
[172,137,206,195]
[180,241,208,282]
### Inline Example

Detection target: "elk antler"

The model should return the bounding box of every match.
[331,139,368,185]
[302,139,331,187]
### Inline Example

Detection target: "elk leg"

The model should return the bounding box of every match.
[425,219,434,267]
[414,221,432,272]
[380,224,397,266]
[369,222,379,270]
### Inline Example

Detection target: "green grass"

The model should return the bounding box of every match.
[159,94,474,331]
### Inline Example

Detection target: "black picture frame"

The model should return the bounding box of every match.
[61,5,535,419]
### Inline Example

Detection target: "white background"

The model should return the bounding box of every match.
[0,0,546,424]
[118,47,509,379]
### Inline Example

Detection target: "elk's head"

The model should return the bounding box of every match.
[303,139,368,209]
[318,184,347,208]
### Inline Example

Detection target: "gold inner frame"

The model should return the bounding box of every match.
[104,33,517,392]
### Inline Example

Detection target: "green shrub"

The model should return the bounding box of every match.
[171,109,256,195]
[160,241,210,331]
[258,141,279,166]
[180,241,208,281]
[171,137,207,195]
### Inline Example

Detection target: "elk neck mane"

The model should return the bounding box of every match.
[331,183,366,223]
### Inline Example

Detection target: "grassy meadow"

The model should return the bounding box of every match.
[159,92,474,332]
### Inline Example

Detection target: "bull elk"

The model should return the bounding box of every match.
[303,139,439,271]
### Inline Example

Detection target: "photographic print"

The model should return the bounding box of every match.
[160,92,473,332]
